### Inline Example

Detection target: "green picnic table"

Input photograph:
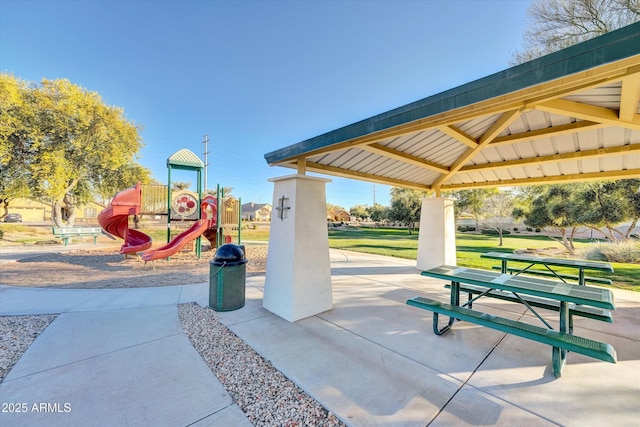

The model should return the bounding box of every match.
[408,265,617,377]
[480,251,614,286]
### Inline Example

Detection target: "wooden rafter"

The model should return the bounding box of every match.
[536,99,640,131]
[440,168,640,191]
[437,125,477,148]
[360,143,449,174]
[296,157,306,174]
[302,161,432,191]
[431,109,521,189]
[489,120,604,147]
[461,144,640,173]
[619,73,640,122]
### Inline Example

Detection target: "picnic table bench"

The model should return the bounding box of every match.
[407,265,617,378]
[480,251,614,286]
[52,227,103,246]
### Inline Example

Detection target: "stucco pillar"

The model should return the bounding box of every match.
[416,197,457,270]
[263,174,333,322]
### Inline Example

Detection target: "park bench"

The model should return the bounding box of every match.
[444,283,613,329]
[52,227,103,246]
[407,265,617,377]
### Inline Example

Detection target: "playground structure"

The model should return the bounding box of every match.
[140,195,217,261]
[97,182,153,255]
[98,148,242,261]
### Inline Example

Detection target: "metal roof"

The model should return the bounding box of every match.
[265,23,640,194]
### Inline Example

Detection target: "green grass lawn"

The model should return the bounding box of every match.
[328,227,640,291]
[3,223,638,291]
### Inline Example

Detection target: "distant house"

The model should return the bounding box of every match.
[241,202,271,221]
[327,207,351,222]
[1,197,105,223]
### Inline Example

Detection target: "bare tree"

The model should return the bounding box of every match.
[512,0,640,64]
[482,192,515,247]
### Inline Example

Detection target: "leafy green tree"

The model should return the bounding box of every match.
[388,187,427,234]
[513,181,640,250]
[204,187,234,199]
[350,204,369,221]
[511,186,545,217]
[0,74,34,218]
[172,182,192,191]
[574,180,640,241]
[513,0,639,64]
[513,185,584,253]
[95,163,151,201]
[0,74,149,226]
[445,189,497,226]
[366,203,388,225]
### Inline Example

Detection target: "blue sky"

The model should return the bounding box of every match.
[1,0,531,209]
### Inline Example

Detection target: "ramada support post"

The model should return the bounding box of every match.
[417,197,457,271]
[263,174,333,322]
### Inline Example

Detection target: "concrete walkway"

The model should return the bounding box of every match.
[1,249,639,426]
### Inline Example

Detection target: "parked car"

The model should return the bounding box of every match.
[3,213,22,222]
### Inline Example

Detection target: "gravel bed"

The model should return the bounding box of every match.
[1,246,344,425]
[2,307,345,426]
[178,302,345,427]
[0,314,57,382]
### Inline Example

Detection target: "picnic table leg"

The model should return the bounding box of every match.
[501,260,507,274]
[552,301,569,378]
[432,281,459,335]
[578,269,585,286]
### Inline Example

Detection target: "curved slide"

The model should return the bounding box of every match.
[98,182,153,255]
[140,195,217,262]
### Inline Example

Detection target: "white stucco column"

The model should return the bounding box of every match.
[263,174,333,322]
[416,197,457,270]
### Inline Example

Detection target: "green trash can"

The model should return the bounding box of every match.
[209,244,247,311]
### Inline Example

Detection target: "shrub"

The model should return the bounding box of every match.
[481,229,511,235]
[580,242,640,264]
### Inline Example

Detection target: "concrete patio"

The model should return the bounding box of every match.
[1,248,639,426]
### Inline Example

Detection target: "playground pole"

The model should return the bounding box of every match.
[216,184,221,249]
[196,166,202,259]
[167,167,172,244]
[219,186,225,247]
[238,197,242,245]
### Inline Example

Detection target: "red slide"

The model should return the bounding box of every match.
[98,182,153,255]
[140,195,217,262]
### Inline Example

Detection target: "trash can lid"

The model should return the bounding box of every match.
[213,243,245,263]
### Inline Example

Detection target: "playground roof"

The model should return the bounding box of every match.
[265,23,640,193]
[167,149,204,170]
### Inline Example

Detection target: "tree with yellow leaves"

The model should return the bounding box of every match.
[0,74,150,226]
